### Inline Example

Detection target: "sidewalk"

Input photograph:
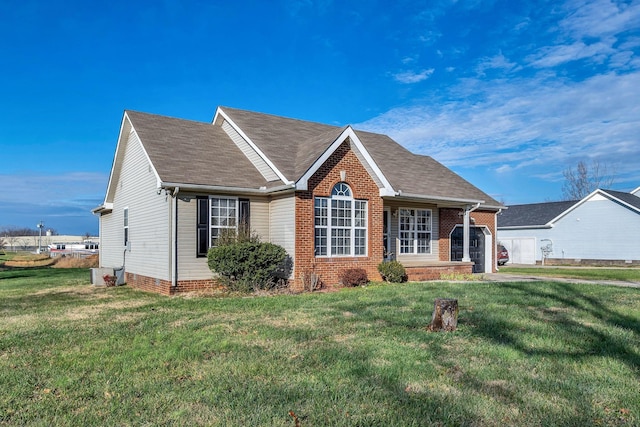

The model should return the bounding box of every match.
[483,272,640,289]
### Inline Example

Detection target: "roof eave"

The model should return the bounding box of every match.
[388,192,504,209]
[92,202,113,215]
[497,225,553,230]
[159,181,295,196]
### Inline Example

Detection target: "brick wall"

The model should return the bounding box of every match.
[294,140,384,290]
[125,272,222,295]
[438,208,498,272]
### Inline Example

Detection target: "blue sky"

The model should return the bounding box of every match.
[1,0,639,235]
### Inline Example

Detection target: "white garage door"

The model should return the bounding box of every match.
[500,238,536,264]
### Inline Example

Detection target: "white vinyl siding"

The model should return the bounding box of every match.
[498,195,640,262]
[99,210,120,268]
[270,195,295,263]
[100,130,171,280]
[178,196,272,281]
[221,120,280,182]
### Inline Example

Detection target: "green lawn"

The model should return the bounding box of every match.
[1,268,639,426]
[500,266,640,282]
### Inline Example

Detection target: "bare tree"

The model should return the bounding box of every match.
[6,236,18,252]
[561,160,615,200]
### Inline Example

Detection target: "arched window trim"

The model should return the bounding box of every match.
[314,182,367,257]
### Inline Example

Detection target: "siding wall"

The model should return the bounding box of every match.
[499,196,640,261]
[99,130,170,280]
[176,194,272,281]
[269,195,296,264]
[99,210,120,268]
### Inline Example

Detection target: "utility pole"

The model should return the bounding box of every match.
[37,221,44,254]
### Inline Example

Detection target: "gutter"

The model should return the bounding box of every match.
[498,225,553,230]
[159,182,296,195]
[391,191,485,205]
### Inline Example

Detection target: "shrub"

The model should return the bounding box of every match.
[377,260,407,283]
[207,241,288,292]
[340,268,368,287]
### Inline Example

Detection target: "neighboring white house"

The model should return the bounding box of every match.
[497,188,640,265]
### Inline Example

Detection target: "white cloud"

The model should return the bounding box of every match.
[524,0,640,70]
[392,68,435,84]
[358,71,640,181]
[476,52,520,74]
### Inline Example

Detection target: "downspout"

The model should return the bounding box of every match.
[462,202,481,262]
[171,187,180,288]
[495,208,502,270]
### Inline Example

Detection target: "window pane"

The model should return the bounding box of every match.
[314,227,327,256]
[209,197,238,248]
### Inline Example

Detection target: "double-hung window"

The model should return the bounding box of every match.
[196,196,250,256]
[314,182,367,257]
[399,208,431,254]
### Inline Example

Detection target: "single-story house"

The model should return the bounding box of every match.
[497,187,640,265]
[93,107,503,294]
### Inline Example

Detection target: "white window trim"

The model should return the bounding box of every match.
[208,196,239,247]
[314,183,368,258]
[398,208,432,255]
[123,207,129,248]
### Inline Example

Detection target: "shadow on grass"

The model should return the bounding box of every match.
[467,282,640,374]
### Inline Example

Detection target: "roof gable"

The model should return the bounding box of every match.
[499,188,640,229]
[295,126,395,195]
[498,200,577,228]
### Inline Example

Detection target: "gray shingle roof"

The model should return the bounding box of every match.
[601,189,640,211]
[125,107,502,206]
[353,129,501,205]
[126,110,275,189]
[498,200,578,227]
[498,189,640,228]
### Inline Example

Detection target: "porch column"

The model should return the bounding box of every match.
[461,202,481,263]
[462,207,471,262]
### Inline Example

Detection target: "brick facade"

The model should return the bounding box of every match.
[294,140,384,290]
[439,208,497,272]
[125,272,221,295]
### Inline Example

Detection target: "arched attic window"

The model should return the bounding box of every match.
[314,182,367,257]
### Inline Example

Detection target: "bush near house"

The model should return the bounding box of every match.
[340,268,368,287]
[377,260,407,283]
[207,230,288,292]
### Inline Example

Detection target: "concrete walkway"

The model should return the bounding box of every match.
[483,271,640,289]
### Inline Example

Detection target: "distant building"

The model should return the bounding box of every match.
[497,187,640,265]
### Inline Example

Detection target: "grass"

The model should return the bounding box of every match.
[1,268,639,426]
[500,266,640,282]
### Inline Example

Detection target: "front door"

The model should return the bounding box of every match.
[450,226,485,273]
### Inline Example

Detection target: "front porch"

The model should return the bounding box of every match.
[403,261,475,281]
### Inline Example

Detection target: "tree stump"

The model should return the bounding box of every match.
[427,298,458,332]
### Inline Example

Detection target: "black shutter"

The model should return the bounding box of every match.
[239,198,250,233]
[196,197,209,257]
